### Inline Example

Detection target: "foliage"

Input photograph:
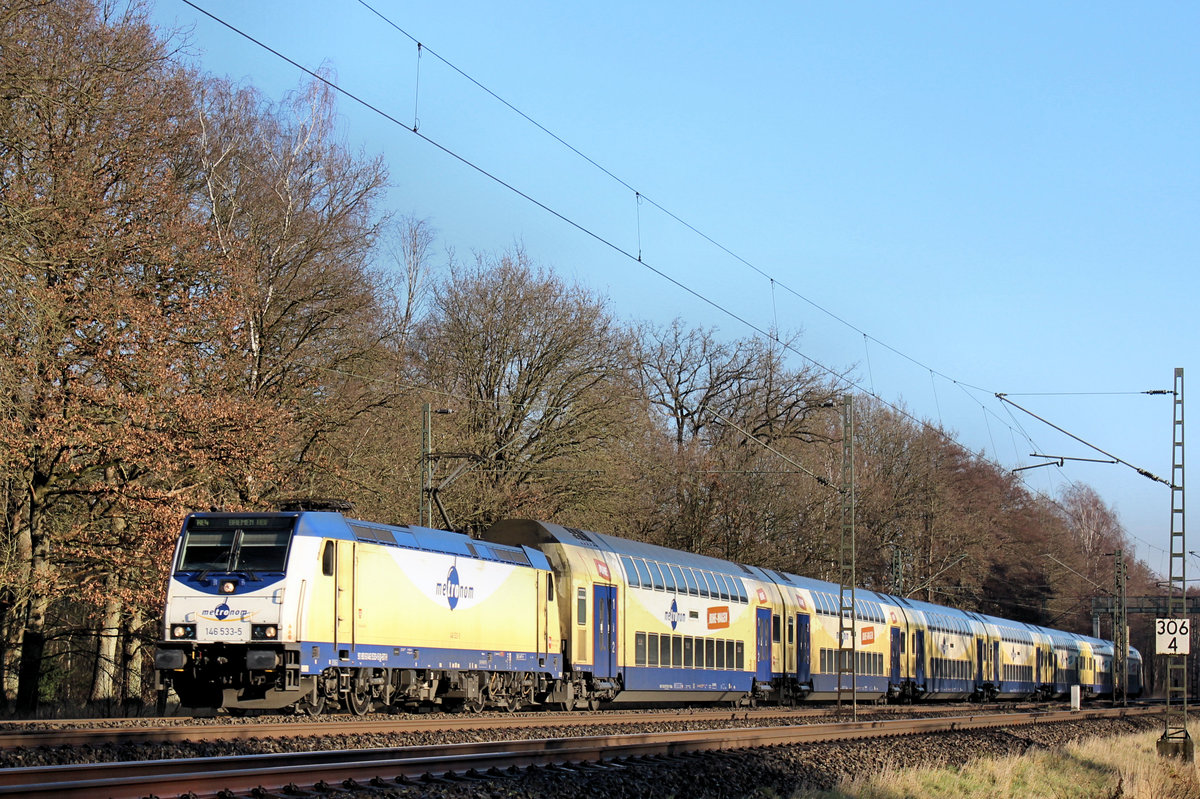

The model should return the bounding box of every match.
[795,723,1200,799]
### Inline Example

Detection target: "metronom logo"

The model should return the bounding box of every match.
[435,566,475,610]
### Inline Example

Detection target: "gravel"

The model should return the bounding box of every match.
[0,712,1162,798]
[355,716,1161,799]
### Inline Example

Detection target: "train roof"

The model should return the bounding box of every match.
[484,518,1136,654]
[484,519,755,578]
[184,511,551,571]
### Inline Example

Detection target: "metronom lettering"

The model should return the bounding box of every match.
[435,582,475,600]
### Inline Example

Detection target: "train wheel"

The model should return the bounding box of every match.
[345,669,372,716]
[297,693,325,716]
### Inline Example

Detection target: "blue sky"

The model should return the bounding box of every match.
[150,1,1198,573]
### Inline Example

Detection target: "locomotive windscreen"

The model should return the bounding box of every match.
[176,515,295,573]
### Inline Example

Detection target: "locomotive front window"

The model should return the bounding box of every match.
[177,515,295,573]
[178,529,237,571]
[236,530,291,571]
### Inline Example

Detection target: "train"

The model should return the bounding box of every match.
[153,510,1142,714]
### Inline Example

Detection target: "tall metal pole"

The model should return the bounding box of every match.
[836,394,857,720]
[891,547,904,596]
[1113,548,1127,707]
[1159,368,1192,758]
[420,402,432,527]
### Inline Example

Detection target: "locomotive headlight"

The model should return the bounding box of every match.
[171,624,196,640]
[251,624,279,640]
[220,580,237,594]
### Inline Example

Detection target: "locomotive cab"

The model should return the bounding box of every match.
[155,513,304,711]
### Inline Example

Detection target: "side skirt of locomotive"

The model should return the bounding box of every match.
[155,641,576,714]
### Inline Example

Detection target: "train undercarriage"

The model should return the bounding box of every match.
[156,642,621,715]
[156,643,1122,716]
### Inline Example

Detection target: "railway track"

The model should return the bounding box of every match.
[0,706,1156,799]
[0,702,1061,750]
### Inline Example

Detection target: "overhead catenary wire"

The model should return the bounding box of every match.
[1001,391,1171,397]
[350,1,1000,410]
[996,394,1171,487]
[174,0,1015,475]
[176,0,1170,563]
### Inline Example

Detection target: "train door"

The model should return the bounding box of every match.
[592,584,617,679]
[537,572,550,664]
[890,627,901,684]
[914,629,925,686]
[796,614,811,684]
[993,641,1000,684]
[755,608,772,682]
[976,638,985,690]
[334,539,355,655]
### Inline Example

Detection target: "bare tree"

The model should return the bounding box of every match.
[632,320,842,559]
[195,76,398,501]
[382,215,436,343]
[636,320,757,445]
[416,249,635,530]
[1059,483,1124,565]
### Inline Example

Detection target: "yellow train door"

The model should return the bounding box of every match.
[335,539,355,655]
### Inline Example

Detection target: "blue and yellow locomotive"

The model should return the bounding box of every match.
[154,512,1141,713]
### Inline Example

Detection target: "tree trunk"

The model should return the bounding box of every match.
[0,586,14,710]
[89,574,122,709]
[123,608,146,714]
[15,488,52,715]
[14,600,46,715]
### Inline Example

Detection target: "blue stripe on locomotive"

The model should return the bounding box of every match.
[302,641,562,676]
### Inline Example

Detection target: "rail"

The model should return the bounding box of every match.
[0,706,1155,799]
[0,703,1030,750]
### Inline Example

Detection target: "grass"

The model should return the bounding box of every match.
[787,723,1200,799]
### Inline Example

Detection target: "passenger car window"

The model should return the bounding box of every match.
[621,556,640,587]
[669,565,686,593]
[634,559,652,587]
